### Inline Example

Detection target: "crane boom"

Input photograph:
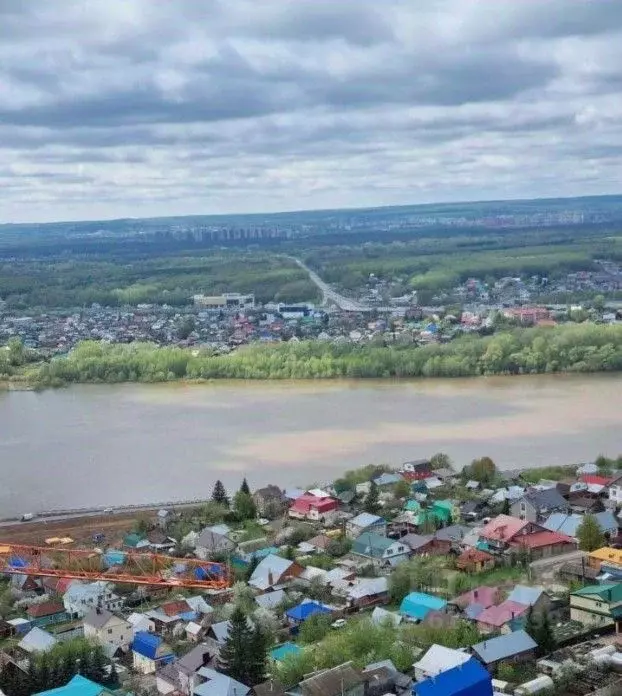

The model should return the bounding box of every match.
[0,543,230,590]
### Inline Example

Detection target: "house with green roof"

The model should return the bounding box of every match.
[352,533,410,567]
[34,675,119,696]
[570,582,622,632]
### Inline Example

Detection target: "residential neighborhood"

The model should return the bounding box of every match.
[2,455,622,696]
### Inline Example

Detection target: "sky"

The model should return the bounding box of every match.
[1,0,622,223]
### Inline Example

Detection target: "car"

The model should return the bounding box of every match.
[103,507,114,514]
[20,513,35,522]
[331,619,347,629]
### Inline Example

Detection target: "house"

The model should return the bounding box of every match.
[346,513,387,539]
[288,493,339,524]
[568,494,605,514]
[346,577,389,609]
[351,533,409,567]
[432,468,457,484]
[7,618,32,635]
[400,592,447,621]
[479,515,542,553]
[194,667,251,696]
[452,587,500,612]
[413,644,471,681]
[146,529,176,552]
[570,582,622,632]
[298,661,365,696]
[507,529,576,560]
[370,607,402,627]
[253,485,286,517]
[305,534,333,553]
[286,600,332,627]
[18,627,58,654]
[475,601,529,634]
[471,630,537,670]
[434,524,470,549]
[254,589,286,611]
[588,546,622,577]
[413,658,493,696]
[132,631,175,674]
[511,489,569,522]
[195,525,235,560]
[402,459,433,478]
[400,534,450,557]
[248,553,302,591]
[456,549,495,573]
[26,601,69,627]
[205,619,254,660]
[33,675,112,696]
[11,574,42,595]
[506,586,551,615]
[84,608,132,653]
[373,473,404,487]
[63,581,123,618]
[544,511,618,540]
[155,643,211,695]
[607,474,622,504]
[128,612,155,634]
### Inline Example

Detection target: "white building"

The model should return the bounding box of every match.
[63,582,123,619]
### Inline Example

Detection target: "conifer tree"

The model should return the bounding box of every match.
[218,605,254,684]
[212,480,230,507]
[240,478,251,495]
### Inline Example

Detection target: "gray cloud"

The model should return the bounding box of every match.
[0,0,621,222]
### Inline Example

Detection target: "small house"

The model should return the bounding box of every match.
[476,601,530,634]
[352,533,409,567]
[194,525,235,560]
[400,534,450,557]
[570,582,622,631]
[248,554,302,591]
[84,607,132,653]
[400,592,447,621]
[346,513,387,539]
[132,631,175,674]
[413,644,471,681]
[18,627,58,654]
[288,493,339,524]
[346,577,389,609]
[286,600,332,627]
[456,548,495,573]
[25,601,69,628]
[471,630,537,670]
[511,489,569,523]
[298,661,365,696]
[253,485,286,517]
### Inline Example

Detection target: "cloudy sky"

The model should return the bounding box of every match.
[2,0,622,223]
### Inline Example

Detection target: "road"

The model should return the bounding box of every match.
[293,258,370,311]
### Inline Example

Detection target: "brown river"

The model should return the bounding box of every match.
[1,375,621,516]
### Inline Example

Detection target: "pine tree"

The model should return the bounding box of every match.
[577,513,605,552]
[247,626,268,685]
[535,611,556,656]
[364,481,380,514]
[212,480,230,508]
[218,605,254,685]
[524,606,538,640]
[240,478,251,495]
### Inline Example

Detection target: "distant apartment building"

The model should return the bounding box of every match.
[192,293,255,310]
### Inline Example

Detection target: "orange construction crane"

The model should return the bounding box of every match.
[0,543,230,590]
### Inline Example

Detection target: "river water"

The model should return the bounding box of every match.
[1,375,621,516]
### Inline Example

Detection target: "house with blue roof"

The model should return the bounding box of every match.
[352,533,409,568]
[33,675,114,696]
[373,473,404,488]
[471,630,537,669]
[544,511,618,540]
[346,512,387,539]
[506,585,550,615]
[132,631,175,674]
[286,600,332,626]
[400,592,447,621]
[270,641,302,662]
[413,658,492,696]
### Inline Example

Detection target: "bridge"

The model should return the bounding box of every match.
[0,543,230,590]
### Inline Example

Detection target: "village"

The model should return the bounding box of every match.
[2,455,622,696]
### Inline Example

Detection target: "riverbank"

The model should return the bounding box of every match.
[9,322,622,388]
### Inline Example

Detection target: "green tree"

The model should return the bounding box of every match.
[464,457,497,486]
[233,491,257,520]
[393,479,411,499]
[524,606,538,641]
[298,613,332,644]
[218,605,254,684]
[535,611,556,656]
[501,498,510,515]
[240,478,251,495]
[248,626,269,685]
[576,514,605,552]
[364,481,380,514]
[212,480,230,508]
[132,516,150,535]
[430,453,452,470]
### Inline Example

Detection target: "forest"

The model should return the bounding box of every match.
[20,323,622,386]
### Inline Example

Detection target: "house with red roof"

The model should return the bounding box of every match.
[452,586,501,611]
[508,529,576,560]
[288,493,339,524]
[479,515,542,552]
[476,600,530,634]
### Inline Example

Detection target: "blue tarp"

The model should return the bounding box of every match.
[103,551,125,566]
[9,556,26,568]
[286,601,331,622]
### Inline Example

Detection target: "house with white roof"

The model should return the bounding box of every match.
[18,627,58,654]
[63,581,123,618]
[413,644,471,681]
[346,512,387,539]
[248,554,302,591]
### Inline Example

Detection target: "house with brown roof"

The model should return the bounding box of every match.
[508,529,576,560]
[26,601,69,628]
[456,548,495,573]
[299,662,366,696]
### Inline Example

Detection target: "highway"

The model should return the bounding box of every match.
[293,258,370,311]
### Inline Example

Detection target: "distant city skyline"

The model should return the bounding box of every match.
[2,1,622,223]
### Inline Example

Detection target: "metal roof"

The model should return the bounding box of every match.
[472,630,537,664]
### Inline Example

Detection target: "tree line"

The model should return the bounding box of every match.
[25,322,622,386]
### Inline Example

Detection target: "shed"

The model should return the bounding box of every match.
[400,592,446,621]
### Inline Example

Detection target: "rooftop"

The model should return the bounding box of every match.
[472,630,537,664]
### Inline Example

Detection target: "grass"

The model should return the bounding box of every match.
[519,466,577,484]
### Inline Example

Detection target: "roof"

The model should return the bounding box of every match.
[177,642,212,673]
[400,592,447,619]
[435,525,470,543]
[185,596,213,615]
[249,554,294,590]
[370,607,402,627]
[414,644,471,676]
[510,530,574,550]
[506,585,546,606]
[589,547,622,565]
[195,667,250,696]
[352,533,397,558]
[64,581,114,603]
[186,622,202,635]
[132,631,172,660]
[161,600,192,617]
[349,512,385,528]
[33,675,107,696]
[480,515,530,542]
[19,627,58,653]
[472,630,537,664]
[307,534,332,550]
[253,681,288,696]
[270,642,302,662]
[464,603,486,620]
[581,474,613,486]
[454,586,499,610]
[456,548,494,566]
[401,534,435,551]
[571,582,622,603]
[255,589,285,610]
[373,473,403,486]
[347,577,388,600]
[26,601,65,618]
[83,608,120,629]
[476,601,529,628]
[299,662,364,696]
[286,600,331,622]
[522,488,568,510]
[414,658,492,696]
